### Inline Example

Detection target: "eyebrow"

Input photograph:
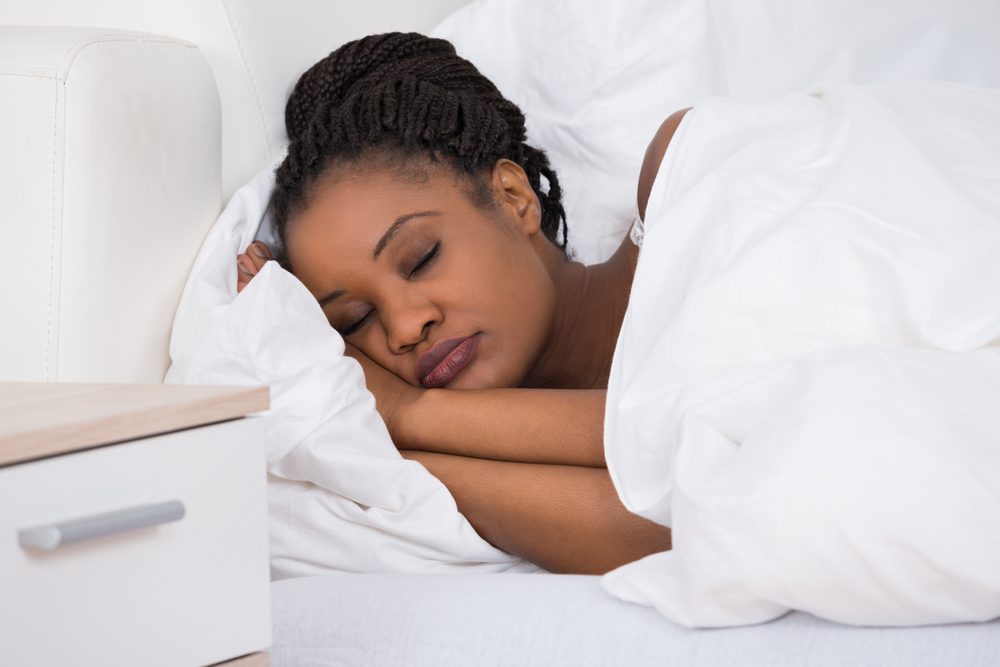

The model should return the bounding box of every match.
[315,209,441,308]
[317,288,346,308]
[373,210,440,259]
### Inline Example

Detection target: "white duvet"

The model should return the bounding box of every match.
[602,81,1000,627]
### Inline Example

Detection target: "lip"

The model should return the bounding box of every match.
[417,334,481,388]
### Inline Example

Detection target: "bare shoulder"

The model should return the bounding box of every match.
[636,108,691,220]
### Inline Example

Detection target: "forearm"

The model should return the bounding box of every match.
[396,388,606,467]
[401,450,671,574]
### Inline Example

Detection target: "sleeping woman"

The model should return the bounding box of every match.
[235,32,682,574]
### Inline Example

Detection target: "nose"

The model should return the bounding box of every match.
[382,292,441,354]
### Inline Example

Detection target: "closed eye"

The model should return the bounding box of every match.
[338,310,373,337]
[409,242,439,278]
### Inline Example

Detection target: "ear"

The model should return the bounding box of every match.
[491,159,541,236]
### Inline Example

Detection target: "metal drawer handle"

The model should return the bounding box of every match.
[18,500,186,551]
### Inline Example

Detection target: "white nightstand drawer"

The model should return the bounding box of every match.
[0,417,271,667]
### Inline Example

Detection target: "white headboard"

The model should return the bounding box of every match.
[0,1,472,383]
[0,0,473,199]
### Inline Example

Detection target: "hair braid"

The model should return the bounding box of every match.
[272,32,568,264]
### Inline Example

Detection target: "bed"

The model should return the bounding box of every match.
[270,574,1000,666]
[3,0,999,664]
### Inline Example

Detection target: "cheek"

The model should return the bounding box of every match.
[460,242,551,319]
[459,243,556,384]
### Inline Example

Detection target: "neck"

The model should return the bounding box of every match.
[523,236,638,389]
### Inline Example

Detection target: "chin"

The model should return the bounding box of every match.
[449,375,497,390]
[449,366,514,390]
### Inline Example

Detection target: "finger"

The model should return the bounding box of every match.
[236,255,257,294]
[249,241,273,259]
[248,242,273,271]
[237,254,258,277]
[236,255,252,291]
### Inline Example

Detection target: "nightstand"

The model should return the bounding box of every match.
[0,383,272,667]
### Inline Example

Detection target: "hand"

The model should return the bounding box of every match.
[236,241,273,293]
[345,344,423,445]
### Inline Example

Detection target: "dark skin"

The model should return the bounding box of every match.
[238,109,690,573]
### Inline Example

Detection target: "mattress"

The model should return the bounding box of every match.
[270,573,1000,666]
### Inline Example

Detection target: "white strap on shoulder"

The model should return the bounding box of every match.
[629,211,645,248]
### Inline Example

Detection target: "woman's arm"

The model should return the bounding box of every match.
[397,387,606,466]
[350,346,607,467]
[401,450,671,574]
[637,108,690,219]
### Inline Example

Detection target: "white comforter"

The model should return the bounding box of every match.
[602,81,1000,627]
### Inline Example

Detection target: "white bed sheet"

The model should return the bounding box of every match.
[270,574,1000,666]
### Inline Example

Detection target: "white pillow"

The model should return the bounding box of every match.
[166,160,533,577]
[432,0,1000,264]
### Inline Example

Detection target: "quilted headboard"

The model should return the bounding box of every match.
[1,0,472,198]
[0,0,471,383]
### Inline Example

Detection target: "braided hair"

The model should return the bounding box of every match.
[270,32,567,267]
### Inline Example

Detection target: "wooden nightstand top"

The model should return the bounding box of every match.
[0,382,269,466]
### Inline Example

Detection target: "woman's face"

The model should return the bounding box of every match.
[285,159,558,389]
